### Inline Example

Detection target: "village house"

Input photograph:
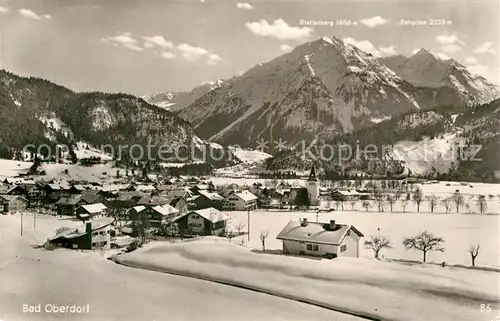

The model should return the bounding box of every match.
[43,183,65,202]
[56,195,87,216]
[68,184,86,194]
[331,190,372,201]
[276,218,364,259]
[169,196,188,213]
[194,190,224,210]
[190,184,210,195]
[145,204,180,227]
[137,195,170,206]
[173,207,229,236]
[48,218,114,250]
[127,205,146,221]
[4,184,30,196]
[0,195,28,213]
[222,190,258,211]
[76,203,108,221]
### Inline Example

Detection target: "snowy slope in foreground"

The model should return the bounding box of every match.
[116,240,499,321]
[0,214,355,321]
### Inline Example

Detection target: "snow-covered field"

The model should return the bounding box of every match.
[39,163,127,183]
[226,210,500,267]
[0,159,33,178]
[391,133,459,176]
[116,239,500,321]
[0,213,359,321]
[229,147,272,164]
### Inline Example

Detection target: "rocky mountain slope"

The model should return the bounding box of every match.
[265,99,500,182]
[143,80,224,113]
[0,70,203,163]
[379,49,499,106]
[179,37,427,148]
[174,37,497,149]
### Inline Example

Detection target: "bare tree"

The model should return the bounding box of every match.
[387,195,396,212]
[364,235,393,259]
[441,198,451,214]
[413,187,423,212]
[476,195,487,214]
[394,189,403,201]
[426,195,438,213]
[403,231,445,263]
[226,230,235,242]
[465,203,472,214]
[234,222,247,235]
[400,199,408,212]
[260,230,269,252]
[362,200,370,211]
[375,195,385,212]
[452,191,464,213]
[349,200,357,210]
[468,244,480,267]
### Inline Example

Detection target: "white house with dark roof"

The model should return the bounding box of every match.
[276,219,364,259]
[48,217,114,250]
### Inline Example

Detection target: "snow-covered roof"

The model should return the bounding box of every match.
[234,190,258,202]
[100,184,130,192]
[137,196,170,206]
[47,183,62,190]
[56,218,115,240]
[333,190,360,196]
[198,190,224,201]
[80,203,107,214]
[276,220,363,245]
[56,195,84,205]
[0,195,28,202]
[135,185,156,192]
[152,204,179,216]
[129,205,146,213]
[178,208,229,223]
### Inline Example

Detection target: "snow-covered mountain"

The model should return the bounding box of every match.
[179,36,427,148]
[142,80,224,112]
[379,49,499,105]
[0,69,196,159]
[266,98,500,182]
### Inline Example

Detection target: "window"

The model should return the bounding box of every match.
[92,242,96,246]
[313,244,319,251]
[306,244,312,251]
[341,245,347,252]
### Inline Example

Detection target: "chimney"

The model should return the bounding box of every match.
[85,222,92,250]
[301,218,308,227]
[330,220,336,230]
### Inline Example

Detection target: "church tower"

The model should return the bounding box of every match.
[306,165,319,205]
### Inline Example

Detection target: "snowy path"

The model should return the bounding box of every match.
[0,214,360,321]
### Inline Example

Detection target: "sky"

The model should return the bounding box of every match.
[0,0,498,96]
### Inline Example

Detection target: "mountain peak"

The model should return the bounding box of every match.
[412,48,435,59]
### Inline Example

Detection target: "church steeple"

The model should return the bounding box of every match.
[307,165,317,181]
